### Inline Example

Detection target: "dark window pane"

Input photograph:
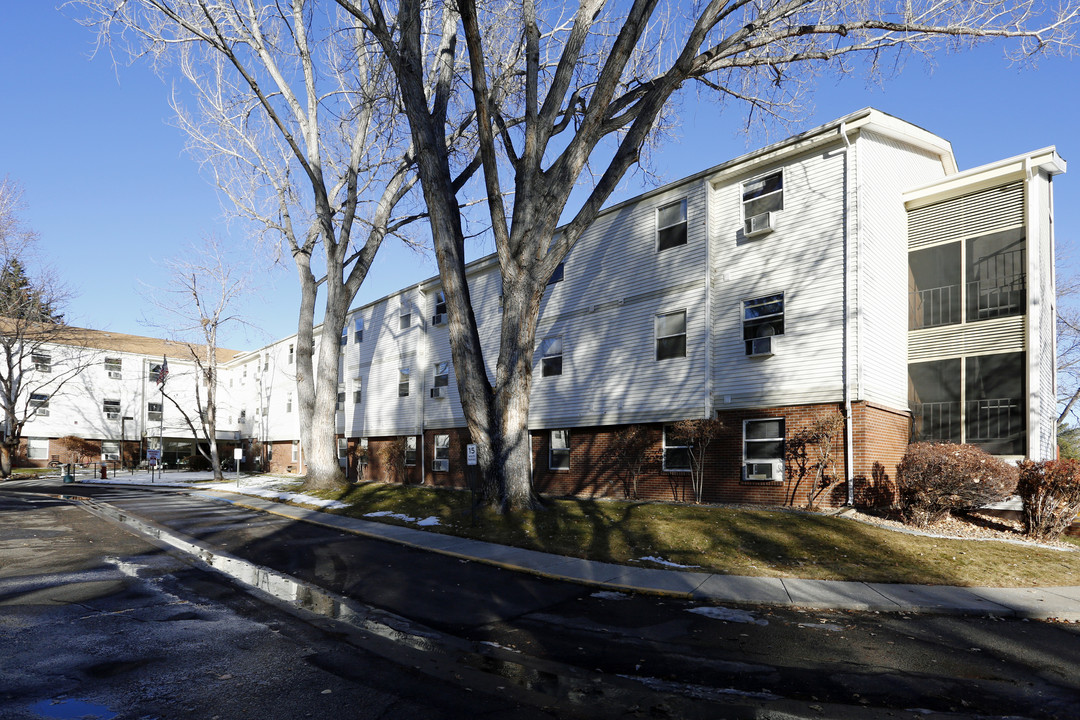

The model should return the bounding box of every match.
[908,359,962,443]
[656,335,686,360]
[658,223,687,251]
[965,352,1025,455]
[746,420,783,440]
[542,357,562,376]
[547,263,564,285]
[665,446,690,470]
[746,440,783,460]
[909,242,962,329]
[966,229,1026,322]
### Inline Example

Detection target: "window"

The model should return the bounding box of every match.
[398,368,410,397]
[103,399,120,420]
[338,437,348,467]
[291,440,299,462]
[340,325,348,346]
[399,307,412,330]
[148,402,162,422]
[656,310,687,360]
[433,291,447,316]
[404,436,417,466]
[742,170,783,219]
[434,434,449,471]
[288,344,295,364]
[354,317,364,343]
[240,409,247,421]
[663,426,690,471]
[286,393,293,413]
[32,352,51,373]
[743,419,784,481]
[909,242,961,329]
[336,386,346,411]
[105,357,122,379]
[540,337,563,377]
[657,199,687,251]
[30,393,49,417]
[743,293,784,355]
[27,437,48,460]
[102,441,120,461]
[433,362,449,389]
[353,378,362,405]
[263,354,269,371]
[549,430,570,471]
[547,262,564,285]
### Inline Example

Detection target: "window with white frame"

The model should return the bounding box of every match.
[399,306,412,330]
[288,344,295,364]
[398,368,410,397]
[353,378,362,405]
[540,336,563,377]
[102,441,120,461]
[354,317,364,343]
[30,393,49,417]
[291,440,299,462]
[549,430,570,471]
[433,434,449,471]
[287,392,293,413]
[404,436,417,466]
[340,325,348,346]
[264,354,269,371]
[433,291,447,317]
[663,425,690,471]
[742,170,784,219]
[104,357,122,378]
[656,310,687,360]
[657,198,688,251]
[32,352,51,373]
[338,437,348,467]
[547,262,564,285]
[433,362,449,395]
[147,402,162,422]
[240,409,247,421]
[27,437,48,460]
[743,419,784,481]
[743,293,784,356]
[336,385,345,411]
[103,399,120,420]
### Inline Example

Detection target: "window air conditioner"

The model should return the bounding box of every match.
[748,336,773,357]
[108,371,122,379]
[745,462,776,481]
[433,459,449,472]
[431,313,446,326]
[743,211,774,238]
[431,387,448,399]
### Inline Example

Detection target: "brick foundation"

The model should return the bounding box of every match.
[338,401,913,508]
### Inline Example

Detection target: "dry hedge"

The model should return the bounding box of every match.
[896,442,1017,527]
[1017,459,1080,541]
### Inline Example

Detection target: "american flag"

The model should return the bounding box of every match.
[156,356,169,387]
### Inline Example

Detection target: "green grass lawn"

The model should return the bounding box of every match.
[302,481,1080,588]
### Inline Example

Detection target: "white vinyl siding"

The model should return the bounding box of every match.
[710,148,846,408]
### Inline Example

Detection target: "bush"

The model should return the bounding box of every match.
[896,442,1018,527]
[185,454,212,471]
[1017,459,1080,541]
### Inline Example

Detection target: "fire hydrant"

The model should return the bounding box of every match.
[100,463,107,480]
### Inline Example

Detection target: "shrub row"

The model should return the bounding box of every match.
[896,443,1080,540]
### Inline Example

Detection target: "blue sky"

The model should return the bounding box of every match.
[1,4,1078,350]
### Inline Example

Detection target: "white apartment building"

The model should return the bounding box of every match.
[16,108,1063,507]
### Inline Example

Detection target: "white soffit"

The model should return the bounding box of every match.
[903,148,1066,211]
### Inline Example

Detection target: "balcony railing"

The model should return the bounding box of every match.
[911,398,1024,447]
[909,274,1026,330]
[909,284,961,330]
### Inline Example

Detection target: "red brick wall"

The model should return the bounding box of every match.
[338,401,913,508]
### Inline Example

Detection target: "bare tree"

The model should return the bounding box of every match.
[344,0,1078,511]
[0,177,95,477]
[73,0,474,490]
[608,425,653,500]
[784,411,845,509]
[1056,243,1080,426]
[142,236,249,481]
[671,418,726,504]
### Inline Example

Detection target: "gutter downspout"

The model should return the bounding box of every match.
[840,122,856,506]
[704,175,714,420]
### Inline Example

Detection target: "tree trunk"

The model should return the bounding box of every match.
[0,442,11,478]
[294,256,318,480]
[301,280,348,492]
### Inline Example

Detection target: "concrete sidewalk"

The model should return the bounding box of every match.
[32,473,1080,621]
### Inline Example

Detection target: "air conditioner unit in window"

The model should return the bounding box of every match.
[431,313,446,326]
[433,459,449,472]
[748,336,773,357]
[743,211,775,238]
[745,462,777,481]
[430,387,448,399]
[108,371,122,379]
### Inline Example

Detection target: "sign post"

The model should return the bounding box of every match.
[147,448,161,483]
[234,448,243,486]
[466,444,478,526]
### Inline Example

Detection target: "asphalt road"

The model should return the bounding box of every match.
[4,481,1080,719]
